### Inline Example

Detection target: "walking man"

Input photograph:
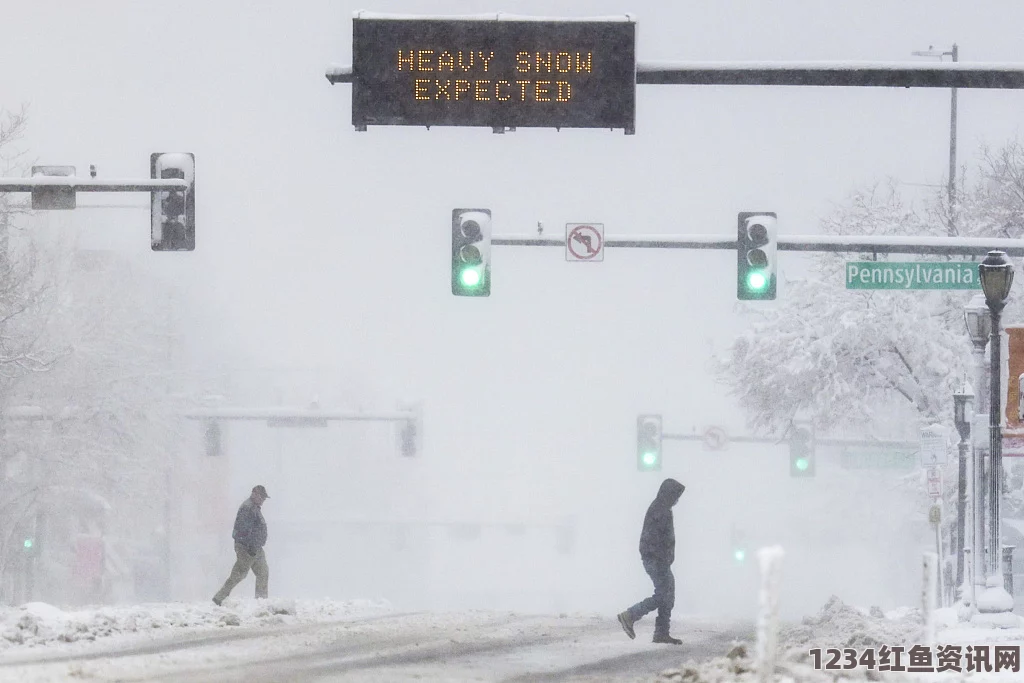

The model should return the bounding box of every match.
[213,485,270,605]
[617,478,685,644]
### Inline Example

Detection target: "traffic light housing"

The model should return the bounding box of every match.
[204,420,222,457]
[730,526,747,563]
[636,414,663,471]
[452,209,492,296]
[737,212,777,300]
[151,152,195,251]
[790,425,815,477]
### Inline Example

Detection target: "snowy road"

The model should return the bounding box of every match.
[0,610,753,682]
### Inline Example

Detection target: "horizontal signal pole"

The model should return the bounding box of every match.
[492,234,1024,257]
[182,407,415,423]
[664,432,919,449]
[327,62,1024,89]
[635,61,1024,89]
[0,178,188,193]
[2,405,417,424]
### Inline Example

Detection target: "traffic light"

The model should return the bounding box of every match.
[396,402,423,457]
[23,537,34,551]
[790,425,815,477]
[151,152,195,251]
[730,527,747,563]
[204,419,222,457]
[636,414,663,471]
[451,209,492,296]
[737,212,777,300]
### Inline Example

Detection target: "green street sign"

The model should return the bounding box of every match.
[840,449,917,471]
[845,262,981,290]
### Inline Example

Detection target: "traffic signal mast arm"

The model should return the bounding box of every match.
[661,431,919,450]
[182,407,416,423]
[0,178,189,192]
[328,61,1024,89]
[491,233,1024,257]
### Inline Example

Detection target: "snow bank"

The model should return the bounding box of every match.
[0,597,392,652]
[780,595,924,653]
[653,596,1024,683]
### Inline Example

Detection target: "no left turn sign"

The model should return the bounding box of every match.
[566,223,604,262]
[703,426,729,451]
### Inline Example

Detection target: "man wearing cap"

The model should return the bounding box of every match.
[213,485,270,605]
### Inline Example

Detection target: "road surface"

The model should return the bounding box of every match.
[0,610,753,682]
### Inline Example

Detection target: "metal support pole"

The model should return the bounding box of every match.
[987,307,1003,581]
[973,346,988,604]
[948,44,959,231]
[956,438,968,590]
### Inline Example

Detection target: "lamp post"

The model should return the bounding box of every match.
[964,293,991,605]
[977,250,1015,615]
[952,383,974,603]
[911,43,959,230]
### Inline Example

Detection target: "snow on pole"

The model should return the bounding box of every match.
[922,552,937,649]
[755,545,785,683]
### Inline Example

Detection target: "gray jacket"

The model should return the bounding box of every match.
[232,498,268,551]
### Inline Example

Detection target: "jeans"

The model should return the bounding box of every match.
[214,541,269,602]
[626,557,675,635]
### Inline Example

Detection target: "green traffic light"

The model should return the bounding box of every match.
[460,268,481,288]
[746,271,768,292]
[734,548,746,562]
[794,457,809,472]
[641,451,658,468]
[23,538,33,549]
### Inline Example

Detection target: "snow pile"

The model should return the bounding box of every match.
[653,598,1023,683]
[0,597,392,651]
[650,641,1015,683]
[780,595,923,653]
[652,642,918,683]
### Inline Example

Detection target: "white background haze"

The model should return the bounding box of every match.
[2,0,1024,622]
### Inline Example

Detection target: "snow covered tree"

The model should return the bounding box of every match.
[715,139,1024,438]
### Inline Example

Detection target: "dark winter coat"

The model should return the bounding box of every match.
[638,478,685,566]
[232,497,268,552]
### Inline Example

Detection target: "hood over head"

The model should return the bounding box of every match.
[655,478,685,506]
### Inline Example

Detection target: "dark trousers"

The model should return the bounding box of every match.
[626,557,675,635]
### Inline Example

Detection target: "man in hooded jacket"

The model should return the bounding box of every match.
[617,478,685,644]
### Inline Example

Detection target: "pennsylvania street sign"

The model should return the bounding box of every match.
[845,261,981,290]
[840,449,917,471]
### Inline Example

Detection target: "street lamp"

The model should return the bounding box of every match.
[952,382,973,603]
[911,44,959,229]
[977,250,1014,615]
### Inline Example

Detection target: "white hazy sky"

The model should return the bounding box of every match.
[2,1,1023,617]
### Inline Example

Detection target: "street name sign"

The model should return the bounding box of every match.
[351,16,636,131]
[845,261,981,290]
[840,448,917,471]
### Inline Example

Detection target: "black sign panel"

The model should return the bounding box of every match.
[352,18,636,131]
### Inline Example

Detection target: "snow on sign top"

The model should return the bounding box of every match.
[352,11,636,22]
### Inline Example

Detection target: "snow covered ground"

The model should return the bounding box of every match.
[0,595,1021,682]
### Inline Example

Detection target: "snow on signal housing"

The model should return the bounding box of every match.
[737,211,777,300]
[451,208,492,296]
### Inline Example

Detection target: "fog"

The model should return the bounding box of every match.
[2,0,1024,623]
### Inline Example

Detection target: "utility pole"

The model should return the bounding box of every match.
[911,44,959,233]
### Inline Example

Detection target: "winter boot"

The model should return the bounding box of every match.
[653,633,682,645]
[616,611,636,640]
